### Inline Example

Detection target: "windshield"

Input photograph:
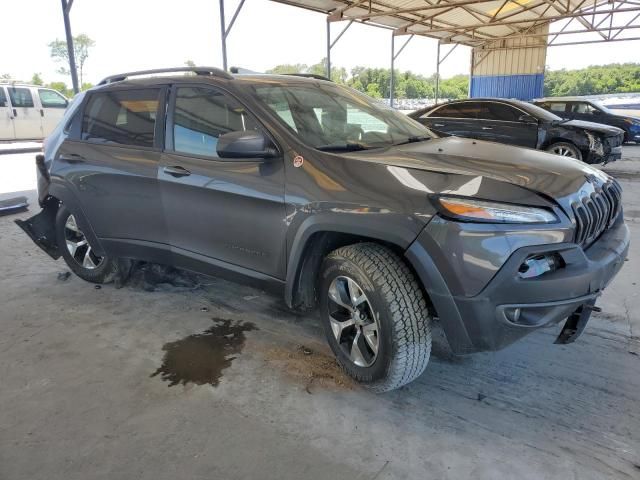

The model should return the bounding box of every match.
[252,83,431,150]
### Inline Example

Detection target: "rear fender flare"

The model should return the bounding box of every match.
[49,182,106,257]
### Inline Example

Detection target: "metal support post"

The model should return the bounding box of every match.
[326,19,353,80]
[390,33,414,107]
[61,0,79,94]
[219,0,246,71]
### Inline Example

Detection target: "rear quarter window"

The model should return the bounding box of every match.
[81,89,160,148]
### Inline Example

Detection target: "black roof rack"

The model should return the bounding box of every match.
[284,73,332,82]
[97,66,233,85]
[229,66,261,74]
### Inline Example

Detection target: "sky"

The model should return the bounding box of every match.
[3,0,639,86]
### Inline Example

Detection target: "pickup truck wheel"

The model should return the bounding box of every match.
[546,142,582,160]
[319,243,432,392]
[55,206,117,284]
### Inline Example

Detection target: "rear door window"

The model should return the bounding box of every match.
[81,89,160,148]
[427,103,462,118]
[38,89,68,108]
[172,86,260,158]
[480,102,521,122]
[548,102,568,113]
[8,87,34,108]
[571,102,598,114]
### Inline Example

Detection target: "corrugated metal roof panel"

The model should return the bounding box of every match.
[270,0,638,48]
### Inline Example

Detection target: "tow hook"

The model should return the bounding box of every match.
[555,300,600,345]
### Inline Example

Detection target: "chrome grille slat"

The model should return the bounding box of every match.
[572,181,622,248]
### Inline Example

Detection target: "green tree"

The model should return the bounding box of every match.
[543,63,640,96]
[366,83,382,98]
[31,73,44,85]
[47,81,71,97]
[48,34,95,85]
[266,63,309,75]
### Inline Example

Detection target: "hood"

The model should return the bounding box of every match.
[560,119,625,136]
[345,136,611,202]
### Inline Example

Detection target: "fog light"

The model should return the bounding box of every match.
[518,253,564,279]
[505,307,521,323]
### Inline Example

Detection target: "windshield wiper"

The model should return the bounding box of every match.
[393,135,431,146]
[316,142,370,152]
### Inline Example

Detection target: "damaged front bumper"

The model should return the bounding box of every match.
[407,217,630,354]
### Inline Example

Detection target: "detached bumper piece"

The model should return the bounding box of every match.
[555,300,601,344]
[14,201,61,260]
[0,196,28,216]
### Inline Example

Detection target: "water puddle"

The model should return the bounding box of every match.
[151,318,256,387]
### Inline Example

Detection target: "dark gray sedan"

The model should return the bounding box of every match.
[410,98,624,164]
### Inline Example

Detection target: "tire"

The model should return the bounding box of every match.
[55,205,117,284]
[545,142,583,161]
[319,243,432,392]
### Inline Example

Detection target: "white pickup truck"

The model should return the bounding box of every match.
[1,84,69,141]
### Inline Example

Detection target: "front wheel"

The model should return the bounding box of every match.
[319,243,432,392]
[546,142,583,161]
[55,205,118,284]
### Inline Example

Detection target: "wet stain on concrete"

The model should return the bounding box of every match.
[151,318,256,387]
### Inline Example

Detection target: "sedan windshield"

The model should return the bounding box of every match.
[252,82,431,150]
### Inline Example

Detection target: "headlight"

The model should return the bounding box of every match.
[586,131,604,156]
[437,197,558,223]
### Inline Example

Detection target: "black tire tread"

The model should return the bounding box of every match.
[327,243,432,392]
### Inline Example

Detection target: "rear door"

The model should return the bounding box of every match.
[37,88,69,136]
[418,102,476,138]
[7,86,42,139]
[475,101,538,148]
[0,87,15,140]
[159,84,287,278]
[63,87,168,251]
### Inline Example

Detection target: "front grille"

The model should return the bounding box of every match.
[605,134,623,149]
[572,181,622,247]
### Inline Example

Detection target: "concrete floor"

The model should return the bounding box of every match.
[1,147,639,480]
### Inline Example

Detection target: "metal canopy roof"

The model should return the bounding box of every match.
[273,0,640,48]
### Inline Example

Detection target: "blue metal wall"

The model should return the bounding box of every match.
[469,73,544,101]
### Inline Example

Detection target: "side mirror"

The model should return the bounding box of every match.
[518,114,537,124]
[216,130,278,159]
[591,109,602,115]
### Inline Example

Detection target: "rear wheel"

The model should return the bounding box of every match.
[55,206,117,284]
[319,243,432,392]
[546,142,582,160]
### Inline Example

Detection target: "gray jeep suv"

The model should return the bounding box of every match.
[18,67,630,392]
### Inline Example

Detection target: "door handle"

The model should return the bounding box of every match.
[163,165,191,177]
[59,153,85,163]
[40,109,44,117]
[481,126,493,130]
[12,108,17,117]
[433,123,445,127]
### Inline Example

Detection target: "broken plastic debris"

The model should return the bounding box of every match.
[57,271,71,281]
